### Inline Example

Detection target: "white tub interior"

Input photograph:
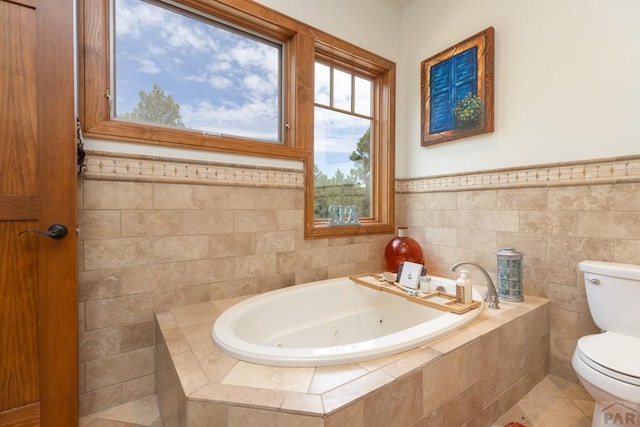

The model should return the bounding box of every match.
[213,275,483,367]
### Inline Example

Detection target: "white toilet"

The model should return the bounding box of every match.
[572,261,640,427]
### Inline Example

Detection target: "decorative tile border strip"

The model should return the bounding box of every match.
[396,155,640,193]
[83,151,305,188]
[84,152,640,192]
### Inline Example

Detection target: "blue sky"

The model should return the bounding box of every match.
[115,0,370,178]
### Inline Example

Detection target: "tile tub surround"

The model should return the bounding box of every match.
[395,155,640,385]
[77,151,390,416]
[155,293,550,426]
[79,151,640,416]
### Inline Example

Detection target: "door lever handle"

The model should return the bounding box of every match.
[19,224,68,240]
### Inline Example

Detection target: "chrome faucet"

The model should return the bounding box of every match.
[450,261,500,309]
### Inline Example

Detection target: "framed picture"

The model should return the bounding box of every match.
[421,27,495,146]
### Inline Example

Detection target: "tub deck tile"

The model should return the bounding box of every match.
[308,363,369,394]
[380,347,442,379]
[321,369,395,414]
[154,291,552,426]
[221,361,315,393]
[172,351,209,395]
[190,383,286,410]
[193,348,238,384]
[280,392,325,415]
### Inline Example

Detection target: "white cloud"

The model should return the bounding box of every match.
[148,45,167,56]
[136,58,161,74]
[180,97,279,141]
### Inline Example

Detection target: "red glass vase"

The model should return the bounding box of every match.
[384,227,424,273]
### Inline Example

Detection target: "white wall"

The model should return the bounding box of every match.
[397,0,640,178]
[254,0,402,62]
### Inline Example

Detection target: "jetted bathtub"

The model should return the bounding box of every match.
[212,275,483,367]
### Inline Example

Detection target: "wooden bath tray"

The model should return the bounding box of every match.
[349,273,481,315]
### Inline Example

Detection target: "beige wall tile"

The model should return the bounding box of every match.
[613,183,640,210]
[121,210,235,237]
[326,400,365,427]
[85,293,154,330]
[83,180,153,210]
[153,235,209,263]
[551,308,578,337]
[548,236,616,263]
[84,238,155,270]
[455,229,496,251]
[255,188,301,210]
[234,210,276,232]
[615,239,640,264]
[256,230,295,254]
[120,320,154,353]
[457,190,497,209]
[550,332,578,361]
[78,210,121,240]
[457,210,520,232]
[79,327,121,363]
[122,263,185,295]
[185,400,227,427]
[78,383,122,417]
[548,185,616,211]
[152,184,211,210]
[401,193,427,210]
[547,283,589,314]
[121,374,155,404]
[85,347,154,391]
[276,209,304,231]
[210,186,259,210]
[363,371,423,426]
[227,406,323,427]
[577,313,600,336]
[233,253,277,279]
[496,232,549,258]
[498,188,548,210]
[442,379,484,426]
[424,226,457,246]
[519,210,578,236]
[578,211,640,239]
[79,269,123,301]
[183,258,233,286]
[424,192,457,210]
[210,232,256,258]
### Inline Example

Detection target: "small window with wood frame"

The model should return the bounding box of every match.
[305,43,395,238]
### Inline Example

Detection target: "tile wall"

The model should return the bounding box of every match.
[395,155,640,384]
[77,152,389,415]
[78,151,640,416]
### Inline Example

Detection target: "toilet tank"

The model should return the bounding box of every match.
[579,260,640,338]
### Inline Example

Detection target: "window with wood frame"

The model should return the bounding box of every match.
[79,0,395,238]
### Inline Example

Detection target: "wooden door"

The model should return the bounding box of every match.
[0,0,77,425]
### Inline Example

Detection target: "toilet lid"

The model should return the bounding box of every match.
[576,332,640,386]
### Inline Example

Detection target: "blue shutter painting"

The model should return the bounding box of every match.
[429,47,478,134]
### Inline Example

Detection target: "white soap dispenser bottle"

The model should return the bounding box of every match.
[455,270,472,304]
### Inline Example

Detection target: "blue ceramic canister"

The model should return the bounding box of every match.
[496,247,524,302]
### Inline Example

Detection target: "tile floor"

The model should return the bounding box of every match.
[79,374,594,426]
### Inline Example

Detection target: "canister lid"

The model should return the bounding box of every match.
[497,247,522,257]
